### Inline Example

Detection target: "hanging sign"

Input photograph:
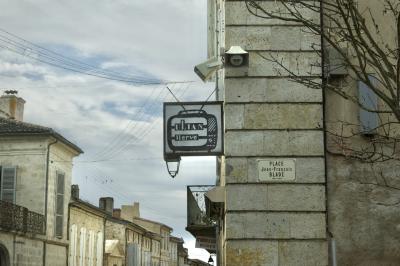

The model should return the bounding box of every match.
[195,236,216,252]
[164,102,223,157]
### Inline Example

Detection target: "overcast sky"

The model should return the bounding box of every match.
[0,0,215,260]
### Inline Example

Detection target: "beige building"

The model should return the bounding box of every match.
[100,199,186,266]
[0,91,82,266]
[186,1,400,265]
[169,236,183,266]
[177,242,189,266]
[121,202,176,266]
[150,234,162,266]
[67,191,189,266]
[68,187,106,266]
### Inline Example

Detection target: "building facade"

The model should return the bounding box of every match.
[0,92,82,266]
[68,190,106,266]
[187,1,400,265]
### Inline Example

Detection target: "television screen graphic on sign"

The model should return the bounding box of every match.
[164,102,223,157]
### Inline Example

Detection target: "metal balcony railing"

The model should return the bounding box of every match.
[0,200,45,235]
[186,185,216,238]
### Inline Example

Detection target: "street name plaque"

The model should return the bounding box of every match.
[258,159,296,181]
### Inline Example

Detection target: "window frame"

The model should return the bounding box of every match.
[0,166,17,204]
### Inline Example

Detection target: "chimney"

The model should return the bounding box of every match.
[0,90,25,121]
[71,184,80,199]
[113,208,121,219]
[133,202,140,218]
[99,197,114,215]
[121,202,140,222]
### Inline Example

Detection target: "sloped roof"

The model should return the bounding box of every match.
[0,117,83,153]
[133,216,173,231]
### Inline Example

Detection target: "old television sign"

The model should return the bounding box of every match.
[164,102,223,156]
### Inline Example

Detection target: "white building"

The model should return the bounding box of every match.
[0,91,82,266]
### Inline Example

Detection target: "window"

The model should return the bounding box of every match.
[0,166,17,203]
[55,171,65,238]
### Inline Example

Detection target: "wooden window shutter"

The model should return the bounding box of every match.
[55,171,65,238]
[96,232,103,266]
[1,166,17,203]
[359,75,379,134]
[69,224,78,266]
[79,227,87,266]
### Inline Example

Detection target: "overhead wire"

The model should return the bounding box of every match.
[0,28,152,81]
[0,28,193,85]
[93,82,191,161]
[0,28,195,223]
[83,165,185,220]
[0,42,161,85]
[89,83,177,161]
[89,84,164,160]
[90,84,171,161]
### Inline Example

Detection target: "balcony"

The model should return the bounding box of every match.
[0,200,45,235]
[186,185,216,238]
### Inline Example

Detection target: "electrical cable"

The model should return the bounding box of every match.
[0,28,193,85]
[95,82,190,161]
[91,85,170,161]
[89,84,163,160]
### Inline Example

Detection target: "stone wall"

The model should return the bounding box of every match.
[0,135,77,266]
[0,136,47,214]
[327,156,400,265]
[105,220,127,254]
[47,141,78,242]
[0,232,15,265]
[45,243,67,266]
[14,236,44,266]
[222,0,328,265]
[69,205,105,266]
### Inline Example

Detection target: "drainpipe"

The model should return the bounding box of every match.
[66,202,71,266]
[330,233,337,266]
[42,138,58,266]
[319,1,334,265]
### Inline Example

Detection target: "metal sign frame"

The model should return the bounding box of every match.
[163,101,224,157]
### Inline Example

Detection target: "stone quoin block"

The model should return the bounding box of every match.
[225,103,323,130]
[278,240,329,265]
[225,212,326,239]
[225,1,320,26]
[224,157,326,184]
[225,130,324,156]
[226,26,320,51]
[224,78,323,103]
[265,184,326,211]
[225,240,279,266]
[225,52,321,77]
[225,240,329,266]
[225,184,326,211]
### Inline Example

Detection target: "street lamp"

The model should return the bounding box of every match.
[208,255,214,265]
[164,154,181,178]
